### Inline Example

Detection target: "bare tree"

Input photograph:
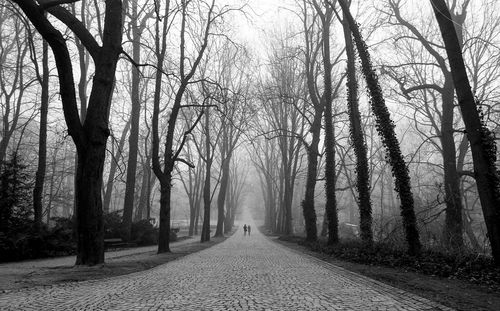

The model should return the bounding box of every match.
[430,0,500,264]
[30,31,50,231]
[151,0,228,252]
[300,1,325,242]
[121,0,153,241]
[12,0,124,265]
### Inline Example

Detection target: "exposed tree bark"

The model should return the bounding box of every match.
[201,108,212,242]
[338,0,421,255]
[33,39,49,231]
[214,145,230,237]
[431,0,500,264]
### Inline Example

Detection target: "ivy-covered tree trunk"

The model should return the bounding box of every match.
[314,1,338,245]
[431,0,500,264]
[342,7,373,245]
[339,0,421,255]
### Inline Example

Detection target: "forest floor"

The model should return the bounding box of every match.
[0,234,230,292]
[269,233,500,311]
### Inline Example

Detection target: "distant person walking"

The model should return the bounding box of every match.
[243,224,247,236]
[248,225,251,236]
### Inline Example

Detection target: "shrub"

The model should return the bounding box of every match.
[297,238,500,290]
[0,219,77,262]
[103,211,123,239]
[131,220,158,246]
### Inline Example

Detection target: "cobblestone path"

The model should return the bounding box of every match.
[0,221,452,310]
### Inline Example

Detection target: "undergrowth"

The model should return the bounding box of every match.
[279,236,500,291]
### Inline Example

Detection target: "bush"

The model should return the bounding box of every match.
[0,217,76,262]
[131,220,158,246]
[298,238,500,290]
[104,211,123,239]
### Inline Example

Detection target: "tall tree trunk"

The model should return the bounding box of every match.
[151,0,171,254]
[300,2,325,242]
[224,164,232,233]
[122,0,142,241]
[157,176,171,253]
[215,136,229,237]
[302,129,321,242]
[441,78,464,249]
[189,203,196,236]
[33,39,49,231]
[315,1,338,245]
[194,197,201,235]
[152,0,214,252]
[339,0,421,255]
[342,7,373,244]
[136,156,151,221]
[201,109,212,242]
[431,0,500,264]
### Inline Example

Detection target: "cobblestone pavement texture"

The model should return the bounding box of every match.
[0,219,453,310]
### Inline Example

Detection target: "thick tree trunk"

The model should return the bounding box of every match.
[201,162,212,242]
[431,0,500,264]
[342,9,373,245]
[75,141,107,265]
[441,78,464,249]
[302,130,320,242]
[339,0,421,255]
[201,109,212,242]
[224,165,232,234]
[136,158,151,221]
[33,40,49,231]
[158,175,171,253]
[215,148,230,237]
[189,204,196,236]
[194,198,201,235]
[283,173,293,235]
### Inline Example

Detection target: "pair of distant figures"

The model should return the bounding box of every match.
[243,224,251,236]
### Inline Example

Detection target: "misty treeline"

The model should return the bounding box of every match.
[1,0,499,266]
